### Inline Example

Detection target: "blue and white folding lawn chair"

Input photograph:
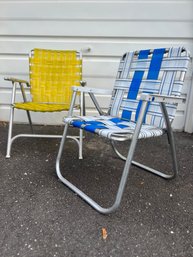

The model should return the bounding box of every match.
[56,47,190,214]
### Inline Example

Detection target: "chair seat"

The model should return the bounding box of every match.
[14,102,71,112]
[65,115,164,140]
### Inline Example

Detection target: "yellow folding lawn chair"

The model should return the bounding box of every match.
[5,49,84,158]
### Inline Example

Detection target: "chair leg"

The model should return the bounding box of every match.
[161,102,178,179]
[78,129,83,159]
[56,124,122,214]
[26,110,34,134]
[6,106,14,158]
[132,128,177,180]
[6,108,34,157]
[56,101,148,214]
[166,128,178,178]
[132,102,178,180]
[6,110,81,158]
[111,136,177,180]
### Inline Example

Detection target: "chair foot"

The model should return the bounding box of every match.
[6,142,12,159]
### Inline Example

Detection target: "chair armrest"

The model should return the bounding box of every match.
[4,77,30,104]
[138,93,186,104]
[4,77,30,87]
[72,86,112,116]
[72,86,112,95]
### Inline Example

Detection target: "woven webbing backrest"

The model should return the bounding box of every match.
[29,49,82,106]
[109,47,190,128]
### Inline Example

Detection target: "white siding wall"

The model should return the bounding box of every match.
[0,0,193,131]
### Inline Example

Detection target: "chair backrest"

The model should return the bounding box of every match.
[29,49,82,107]
[109,47,190,128]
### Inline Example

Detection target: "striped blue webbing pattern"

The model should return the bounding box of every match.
[109,47,189,128]
[65,47,190,138]
[66,115,164,139]
[149,47,186,127]
[121,48,165,122]
[135,48,165,122]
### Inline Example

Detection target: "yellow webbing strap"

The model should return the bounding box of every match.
[14,102,71,112]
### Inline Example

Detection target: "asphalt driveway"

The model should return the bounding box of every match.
[0,123,193,257]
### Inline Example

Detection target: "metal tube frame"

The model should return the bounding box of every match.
[56,99,149,214]
[111,101,178,180]
[6,51,84,159]
[6,93,84,159]
[6,80,34,158]
[6,81,16,158]
[19,82,34,133]
[56,47,189,213]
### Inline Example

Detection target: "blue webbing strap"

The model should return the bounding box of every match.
[121,49,150,121]
[147,48,165,80]
[72,120,107,133]
[135,48,165,122]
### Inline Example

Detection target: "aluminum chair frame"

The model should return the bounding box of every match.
[5,49,84,158]
[56,48,190,214]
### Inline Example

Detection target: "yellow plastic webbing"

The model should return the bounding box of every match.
[29,49,82,109]
[14,102,71,112]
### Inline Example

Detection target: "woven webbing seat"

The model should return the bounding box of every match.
[5,48,84,158]
[56,47,190,214]
[65,116,164,139]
